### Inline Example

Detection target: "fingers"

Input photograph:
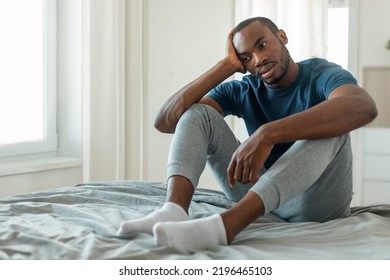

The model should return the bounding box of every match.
[227,159,236,188]
[227,27,237,40]
[226,28,246,74]
[227,158,261,188]
[249,170,260,184]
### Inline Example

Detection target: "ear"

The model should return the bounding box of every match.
[277,29,288,45]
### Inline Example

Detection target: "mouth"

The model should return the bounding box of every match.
[257,63,275,79]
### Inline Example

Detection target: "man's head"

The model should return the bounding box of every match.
[233,17,280,37]
[232,17,294,88]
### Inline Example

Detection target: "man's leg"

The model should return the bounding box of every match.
[153,104,257,250]
[154,134,353,251]
[264,134,353,222]
[118,103,241,236]
[165,103,245,199]
[221,134,353,243]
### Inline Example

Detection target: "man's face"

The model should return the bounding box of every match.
[233,21,291,88]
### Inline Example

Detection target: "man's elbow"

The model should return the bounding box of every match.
[369,104,378,122]
[154,117,175,134]
[363,98,378,125]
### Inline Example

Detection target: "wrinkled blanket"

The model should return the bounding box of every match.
[0,181,389,259]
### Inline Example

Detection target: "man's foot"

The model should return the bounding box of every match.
[117,202,188,235]
[153,214,227,252]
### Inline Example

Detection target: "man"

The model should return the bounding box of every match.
[117,17,377,252]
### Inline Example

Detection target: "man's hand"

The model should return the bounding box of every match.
[227,131,274,187]
[226,29,246,74]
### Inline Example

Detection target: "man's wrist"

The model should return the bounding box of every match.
[219,57,244,75]
[257,122,278,147]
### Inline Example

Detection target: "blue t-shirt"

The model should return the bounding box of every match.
[207,58,357,169]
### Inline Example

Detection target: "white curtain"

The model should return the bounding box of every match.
[82,0,126,181]
[234,0,329,62]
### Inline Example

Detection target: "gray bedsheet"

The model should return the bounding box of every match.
[0,181,389,259]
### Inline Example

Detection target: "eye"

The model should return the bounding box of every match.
[240,56,251,64]
[258,41,268,49]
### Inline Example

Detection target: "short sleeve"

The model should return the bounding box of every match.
[315,62,358,99]
[207,77,253,117]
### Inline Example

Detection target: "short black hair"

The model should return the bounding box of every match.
[234,17,280,36]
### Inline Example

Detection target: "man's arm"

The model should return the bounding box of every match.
[261,84,377,143]
[154,31,245,134]
[228,84,378,186]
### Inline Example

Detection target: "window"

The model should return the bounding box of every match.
[0,0,57,159]
[327,0,349,69]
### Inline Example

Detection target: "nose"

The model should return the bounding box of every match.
[253,51,267,67]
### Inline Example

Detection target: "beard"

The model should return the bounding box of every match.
[261,43,291,87]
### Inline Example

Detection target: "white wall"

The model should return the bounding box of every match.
[138,0,234,189]
[352,0,390,205]
[357,0,390,81]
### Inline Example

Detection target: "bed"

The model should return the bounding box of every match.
[0,180,389,260]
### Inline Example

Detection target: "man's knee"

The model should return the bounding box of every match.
[177,103,223,135]
[182,103,217,118]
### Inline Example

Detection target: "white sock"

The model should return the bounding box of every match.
[117,202,188,236]
[153,214,227,252]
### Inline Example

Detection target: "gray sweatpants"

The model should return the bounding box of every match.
[167,104,352,222]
